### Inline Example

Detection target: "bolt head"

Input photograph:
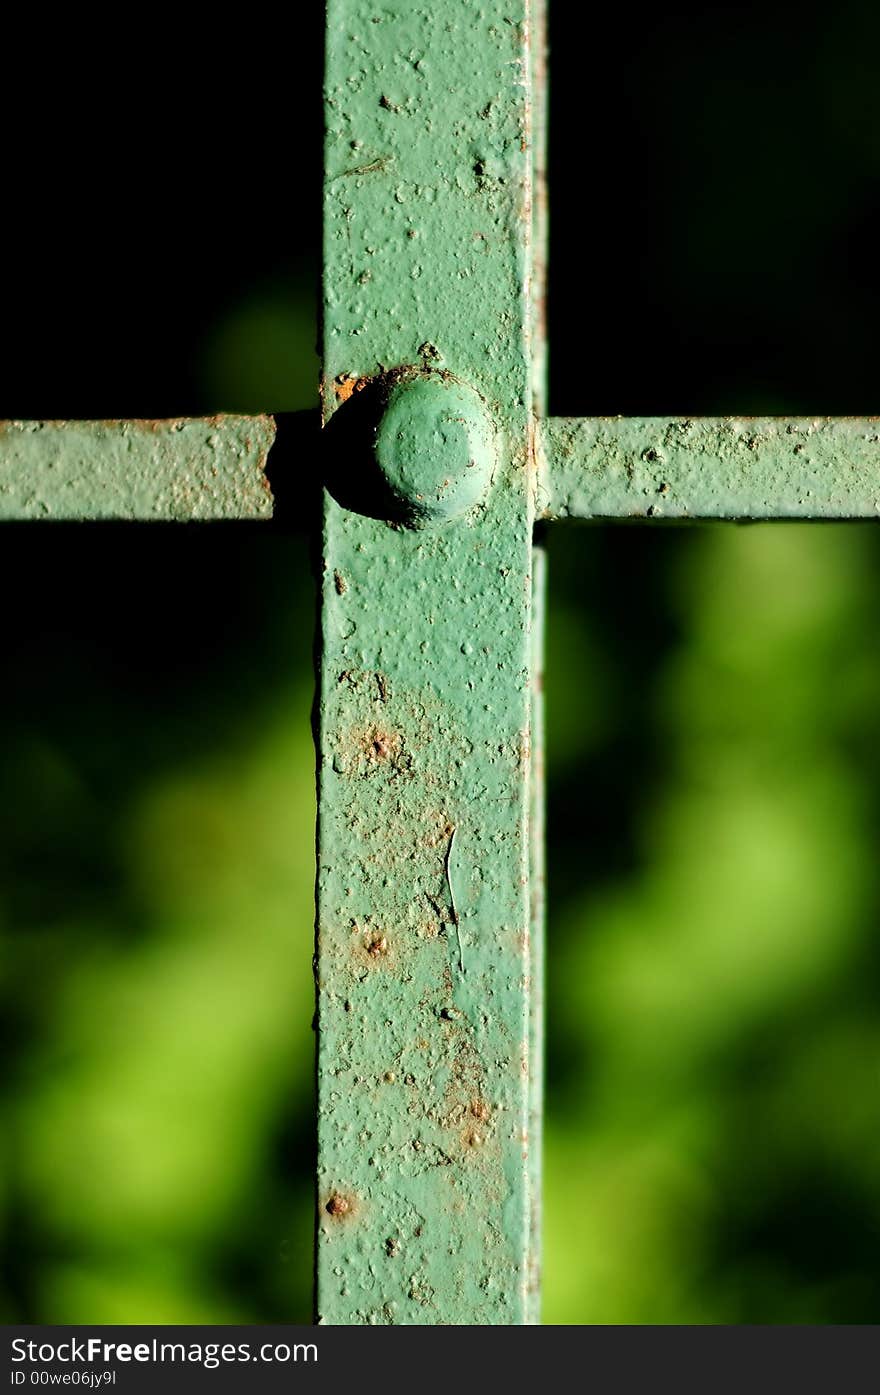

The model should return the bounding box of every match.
[373,373,495,526]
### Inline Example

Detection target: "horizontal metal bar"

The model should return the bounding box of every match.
[538,416,880,521]
[0,416,275,521]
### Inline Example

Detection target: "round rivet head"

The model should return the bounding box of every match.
[373,373,495,526]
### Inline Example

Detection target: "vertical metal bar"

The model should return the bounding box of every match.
[526,0,549,1325]
[529,0,549,422]
[317,1,537,1324]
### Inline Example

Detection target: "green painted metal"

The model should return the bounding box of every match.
[5,0,877,1333]
[529,0,549,421]
[526,0,548,1326]
[0,417,275,521]
[316,0,538,1325]
[372,372,496,526]
[539,416,880,521]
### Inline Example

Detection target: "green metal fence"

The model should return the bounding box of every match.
[3,0,878,1325]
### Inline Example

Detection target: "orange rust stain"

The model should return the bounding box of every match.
[325,1191,354,1219]
[333,373,367,404]
[349,920,393,970]
[425,817,455,849]
[359,724,402,767]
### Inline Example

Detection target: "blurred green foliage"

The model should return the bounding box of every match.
[0,525,319,1323]
[544,524,880,1321]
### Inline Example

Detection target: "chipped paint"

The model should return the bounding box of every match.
[0,417,275,521]
[538,416,880,521]
[317,0,537,1326]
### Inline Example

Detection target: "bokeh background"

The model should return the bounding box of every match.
[2,2,880,1323]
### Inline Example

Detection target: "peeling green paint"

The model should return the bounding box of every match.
[539,416,880,521]
[10,0,876,1335]
[0,417,275,521]
[527,0,548,1326]
[317,0,537,1325]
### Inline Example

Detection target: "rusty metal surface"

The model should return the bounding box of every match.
[526,0,548,1327]
[538,416,880,521]
[530,0,549,421]
[317,0,537,1325]
[0,417,275,521]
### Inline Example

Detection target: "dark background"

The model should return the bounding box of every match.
[2,3,879,1322]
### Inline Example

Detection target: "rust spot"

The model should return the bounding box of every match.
[333,373,367,404]
[350,919,394,970]
[325,1192,353,1219]
[426,818,455,849]
[470,1097,491,1123]
[334,570,348,595]
[518,727,531,768]
[360,724,405,770]
[408,1273,435,1305]
[371,732,393,760]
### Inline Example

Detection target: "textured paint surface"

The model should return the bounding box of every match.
[372,373,496,525]
[539,416,880,521]
[0,417,275,521]
[317,1,536,1324]
[526,0,548,1328]
[529,0,548,422]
